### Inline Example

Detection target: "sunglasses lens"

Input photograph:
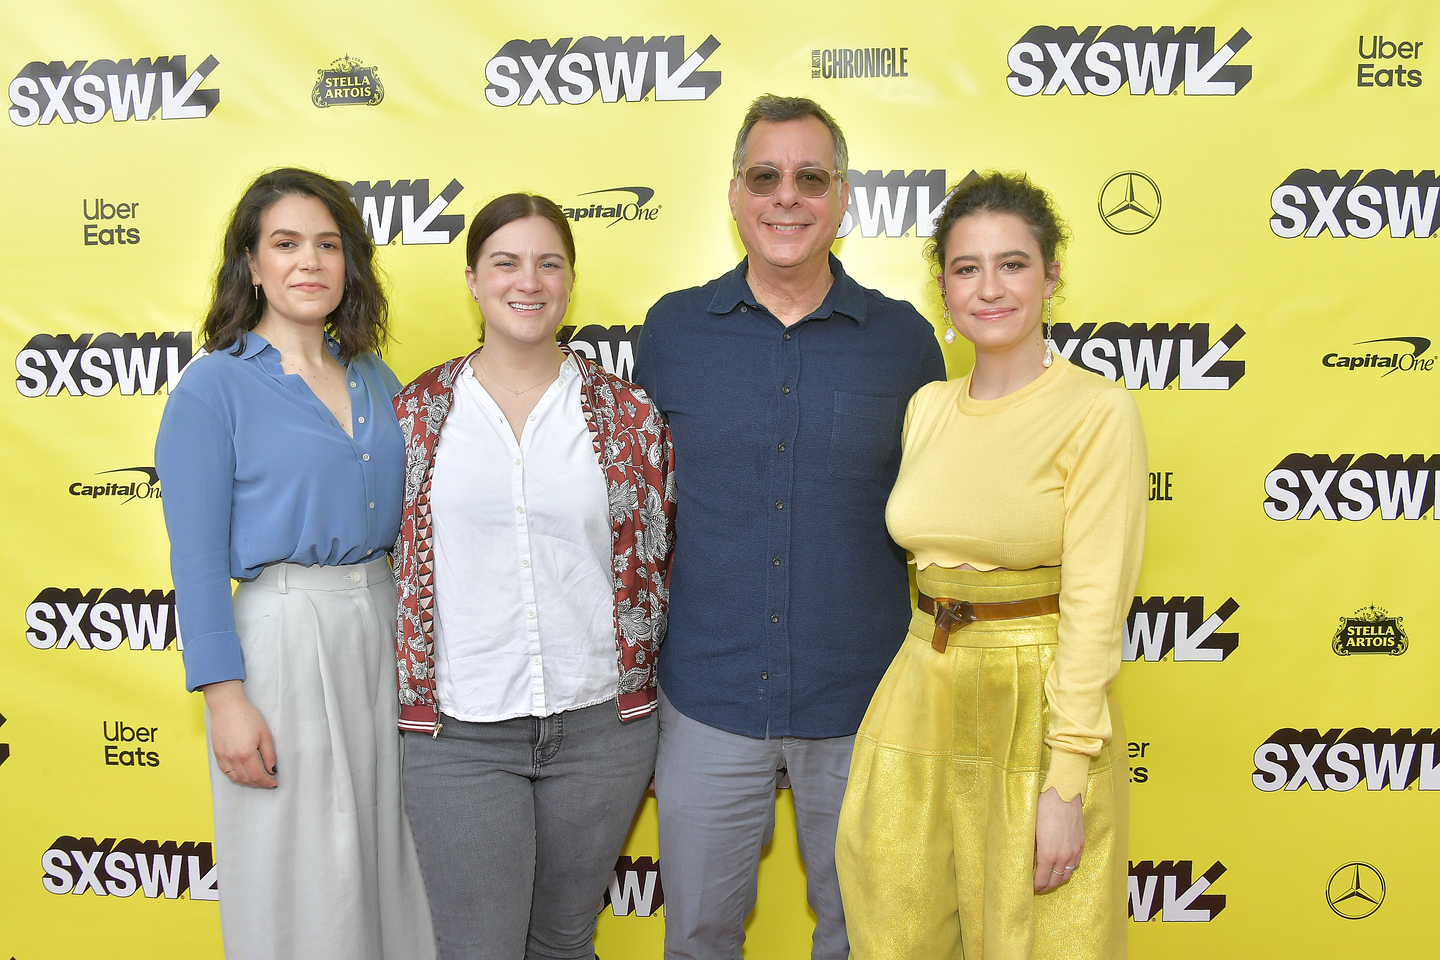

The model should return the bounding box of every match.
[745,166,782,196]
[794,168,832,197]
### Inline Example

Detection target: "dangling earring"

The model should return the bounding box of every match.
[1042,298,1055,367]
[253,284,259,301]
[942,299,956,344]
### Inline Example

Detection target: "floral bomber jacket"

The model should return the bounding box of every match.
[390,347,676,733]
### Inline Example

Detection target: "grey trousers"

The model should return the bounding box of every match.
[402,699,658,960]
[654,689,854,960]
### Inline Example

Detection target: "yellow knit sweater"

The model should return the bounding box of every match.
[885,353,1147,801]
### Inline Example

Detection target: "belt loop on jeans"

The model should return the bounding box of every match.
[918,592,1061,652]
[276,564,288,595]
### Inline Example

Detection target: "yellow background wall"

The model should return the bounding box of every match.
[2,2,1436,956]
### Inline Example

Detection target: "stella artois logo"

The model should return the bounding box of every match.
[313,55,384,108]
[1332,605,1408,656]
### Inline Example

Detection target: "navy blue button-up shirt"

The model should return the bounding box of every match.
[634,255,945,738]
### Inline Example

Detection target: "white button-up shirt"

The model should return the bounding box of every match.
[429,358,615,721]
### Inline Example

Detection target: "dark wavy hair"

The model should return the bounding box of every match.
[926,171,1071,294]
[465,193,576,271]
[201,167,389,362]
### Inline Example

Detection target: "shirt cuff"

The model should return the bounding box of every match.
[182,630,247,692]
[1042,747,1092,803]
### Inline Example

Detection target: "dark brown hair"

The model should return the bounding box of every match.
[465,193,576,270]
[201,167,389,362]
[732,94,848,175]
[926,171,1070,292]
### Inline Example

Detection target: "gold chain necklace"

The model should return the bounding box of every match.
[477,357,558,396]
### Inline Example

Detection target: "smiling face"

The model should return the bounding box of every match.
[728,117,849,276]
[465,215,573,349]
[246,193,346,331]
[937,211,1060,358]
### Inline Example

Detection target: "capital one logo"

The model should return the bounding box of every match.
[1006,27,1251,96]
[1270,169,1439,238]
[1123,597,1239,662]
[1053,323,1245,390]
[485,36,720,106]
[9,56,219,126]
[1264,454,1438,521]
[342,180,464,245]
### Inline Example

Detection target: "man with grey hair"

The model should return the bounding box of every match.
[633,95,944,959]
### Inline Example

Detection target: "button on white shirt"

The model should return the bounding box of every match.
[429,358,615,722]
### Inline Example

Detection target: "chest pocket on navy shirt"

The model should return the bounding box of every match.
[827,392,898,481]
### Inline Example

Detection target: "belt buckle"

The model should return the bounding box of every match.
[932,599,975,652]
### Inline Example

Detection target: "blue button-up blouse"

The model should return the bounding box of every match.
[154,333,405,692]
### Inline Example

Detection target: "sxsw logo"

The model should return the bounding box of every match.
[1263,454,1438,520]
[1269,169,1439,238]
[1007,27,1251,96]
[15,332,194,398]
[8,56,219,126]
[1253,728,1440,792]
[25,588,178,651]
[837,169,960,239]
[1129,861,1226,922]
[484,36,720,106]
[1123,597,1239,663]
[342,179,464,246]
[1053,323,1245,390]
[604,856,662,917]
[560,324,639,382]
[42,837,216,900]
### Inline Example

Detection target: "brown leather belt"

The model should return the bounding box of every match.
[918,592,1060,652]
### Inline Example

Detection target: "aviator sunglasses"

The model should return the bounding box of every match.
[739,165,844,198]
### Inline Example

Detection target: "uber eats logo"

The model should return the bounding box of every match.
[1270,169,1439,238]
[1263,454,1438,521]
[1253,728,1440,792]
[42,837,216,900]
[1123,597,1239,663]
[484,36,720,106]
[25,588,178,652]
[15,332,193,398]
[8,55,218,125]
[1053,323,1245,391]
[1007,27,1251,96]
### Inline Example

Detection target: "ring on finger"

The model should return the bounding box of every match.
[1051,867,1066,875]
[1065,865,1076,871]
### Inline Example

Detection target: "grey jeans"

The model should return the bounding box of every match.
[654,689,854,960]
[402,699,658,960]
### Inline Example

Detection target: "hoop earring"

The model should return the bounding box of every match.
[942,300,956,344]
[1042,298,1055,367]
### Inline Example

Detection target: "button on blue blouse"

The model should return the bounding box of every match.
[154,333,405,692]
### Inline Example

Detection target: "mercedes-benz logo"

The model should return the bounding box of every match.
[1326,861,1385,919]
[1098,171,1162,235]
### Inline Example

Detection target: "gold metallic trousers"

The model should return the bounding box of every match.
[836,567,1126,959]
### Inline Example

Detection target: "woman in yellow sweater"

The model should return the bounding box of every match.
[835,171,1146,959]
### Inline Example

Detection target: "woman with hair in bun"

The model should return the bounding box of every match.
[391,192,675,959]
[156,167,434,959]
[836,171,1146,959]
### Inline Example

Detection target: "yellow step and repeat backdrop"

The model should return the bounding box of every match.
[2,1,1436,956]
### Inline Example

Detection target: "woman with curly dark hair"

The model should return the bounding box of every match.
[389,192,675,959]
[836,171,1146,959]
[155,167,433,959]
